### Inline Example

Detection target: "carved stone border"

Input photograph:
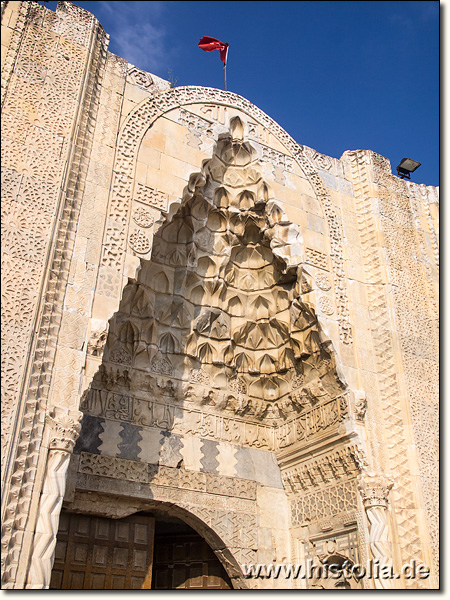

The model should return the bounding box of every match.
[1,12,109,588]
[1,1,31,107]
[342,150,432,587]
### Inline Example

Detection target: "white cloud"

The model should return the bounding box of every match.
[96,1,174,76]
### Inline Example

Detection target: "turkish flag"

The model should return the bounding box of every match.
[198,36,229,64]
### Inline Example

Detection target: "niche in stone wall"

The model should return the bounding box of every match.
[82,116,346,433]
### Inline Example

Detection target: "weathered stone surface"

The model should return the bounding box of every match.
[1,0,438,590]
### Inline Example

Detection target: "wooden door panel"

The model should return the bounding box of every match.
[51,511,232,590]
[152,534,232,589]
[50,511,155,590]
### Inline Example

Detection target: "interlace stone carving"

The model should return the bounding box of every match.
[315,273,332,291]
[132,206,154,228]
[318,296,334,316]
[291,480,358,525]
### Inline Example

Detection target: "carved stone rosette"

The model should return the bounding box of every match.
[358,473,394,589]
[25,409,82,589]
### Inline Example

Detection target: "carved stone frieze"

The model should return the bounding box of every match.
[282,444,365,493]
[81,380,349,451]
[78,451,257,500]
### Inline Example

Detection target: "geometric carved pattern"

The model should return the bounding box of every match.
[291,480,358,525]
[373,158,439,580]
[78,452,257,500]
[343,149,435,585]
[1,2,110,587]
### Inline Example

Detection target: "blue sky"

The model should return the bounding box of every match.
[39,1,439,186]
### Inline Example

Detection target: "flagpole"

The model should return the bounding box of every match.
[224,63,227,91]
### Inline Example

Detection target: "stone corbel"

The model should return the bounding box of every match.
[358,473,394,589]
[25,408,82,589]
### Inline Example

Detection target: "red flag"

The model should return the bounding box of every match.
[198,36,229,64]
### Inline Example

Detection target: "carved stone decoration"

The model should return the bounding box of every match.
[303,146,333,171]
[1,4,110,587]
[358,473,394,590]
[132,206,154,228]
[127,66,153,89]
[342,149,433,579]
[88,116,346,434]
[87,329,108,357]
[354,391,367,422]
[318,296,334,316]
[315,273,332,291]
[25,409,82,589]
[129,229,151,254]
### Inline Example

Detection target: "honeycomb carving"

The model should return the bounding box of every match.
[90,118,346,432]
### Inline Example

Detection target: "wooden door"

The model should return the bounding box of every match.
[152,533,232,589]
[50,511,155,589]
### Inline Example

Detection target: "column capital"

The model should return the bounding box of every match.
[358,472,393,510]
[46,407,82,453]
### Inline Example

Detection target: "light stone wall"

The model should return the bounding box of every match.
[1,0,438,590]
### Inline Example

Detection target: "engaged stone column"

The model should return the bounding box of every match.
[25,408,82,589]
[358,473,394,589]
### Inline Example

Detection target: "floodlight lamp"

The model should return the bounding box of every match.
[396,158,421,180]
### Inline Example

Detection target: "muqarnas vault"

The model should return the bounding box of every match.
[1,0,439,590]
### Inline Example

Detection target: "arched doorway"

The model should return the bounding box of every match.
[50,510,232,590]
[151,518,232,589]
